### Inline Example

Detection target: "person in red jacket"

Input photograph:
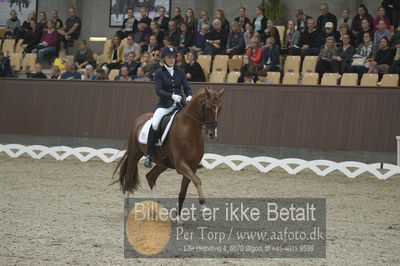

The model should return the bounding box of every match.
[246,37,263,67]
[373,6,391,31]
[32,20,59,63]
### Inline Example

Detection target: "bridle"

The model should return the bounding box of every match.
[183,97,222,128]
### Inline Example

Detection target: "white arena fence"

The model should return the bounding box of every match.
[1,144,400,180]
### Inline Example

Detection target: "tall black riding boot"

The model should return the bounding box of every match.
[144,127,157,168]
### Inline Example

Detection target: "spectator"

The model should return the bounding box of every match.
[388,48,400,73]
[185,51,206,82]
[238,54,256,83]
[197,10,212,32]
[316,3,337,34]
[30,63,47,79]
[22,20,42,53]
[175,51,187,71]
[138,7,151,26]
[392,23,400,47]
[244,22,260,49]
[332,33,355,74]
[369,36,396,73]
[32,20,59,63]
[123,52,141,77]
[296,18,320,56]
[316,22,340,48]
[191,24,209,53]
[234,7,251,32]
[316,36,338,80]
[50,66,61,79]
[147,34,162,54]
[58,7,82,49]
[50,10,63,30]
[81,64,95,80]
[117,8,138,39]
[140,51,152,74]
[215,9,230,32]
[21,11,36,36]
[61,62,82,79]
[150,21,165,47]
[163,36,173,47]
[255,70,269,84]
[253,6,267,40]
[0,52,13,78]
[374,6,391,32]
[350,32,376,80]
[295,9,312,33]
[153,6,169,31]
[134,22,150,50]
[262,37,280,72]
[243,72,255,84]
[178,23,193,53]
[172,7,184,26]
[351,4,374,35]
[134,67,150,81]
[374,20,393,48]
[115,65,132,81]
[53,49,69,72]
[146,50,162,80]
[184,8,197,33]
[92,68,108,80]
[382,0,400,28]
[337,9,353,31]
[74,40,96,69]
[5,10,21,38]
[355,19,374,47]
[167,19,181,47]
[37,12,48,32]
[123,34,141,61]
[226,22,245,56]
[264,19,281,47]
[204,19,228,55]
[338,23,356,47]
[104,35,124,70]
[284,20,300,54]
[246,37,263,67]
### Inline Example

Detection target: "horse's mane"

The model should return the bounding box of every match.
[186,88,207,109]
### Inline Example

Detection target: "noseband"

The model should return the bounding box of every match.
[184,97,222,128]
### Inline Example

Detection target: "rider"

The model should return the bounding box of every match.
[144,46,193,167]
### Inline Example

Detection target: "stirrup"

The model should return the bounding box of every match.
[144,155,152,168]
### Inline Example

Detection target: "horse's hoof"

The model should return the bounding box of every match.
[200,205,211,215]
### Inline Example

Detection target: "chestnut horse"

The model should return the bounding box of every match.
[113,87,225,224]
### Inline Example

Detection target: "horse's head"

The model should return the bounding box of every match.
[202,87,225,139]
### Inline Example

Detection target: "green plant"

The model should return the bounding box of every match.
[263,0,284,20]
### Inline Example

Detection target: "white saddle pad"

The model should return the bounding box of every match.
[138,111,179,145]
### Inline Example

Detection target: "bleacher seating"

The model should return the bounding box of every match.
[321,73,340,86]
[9,53,21,71]
[301,72,319,85]
[267,72,281,84]
[209,71,226,83]
[22,53,37,72]
[228,59,242,72]
[302,56,318,73]
[108,69,120,80]
[360,74,379,87]
[380,74,399,87]
[340,73,358,86]
[212,55,228,73]
[284,56,301,73]
[282,72,299,85]
[226,71,240,83]
[2,39,15,54]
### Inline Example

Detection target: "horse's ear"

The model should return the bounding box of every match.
[205,87,212,98]
[219,88,225,97]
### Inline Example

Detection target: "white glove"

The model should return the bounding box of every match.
[171,94,182,103]
[186,96,192,102]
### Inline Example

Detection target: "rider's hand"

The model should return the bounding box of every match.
[172,94,182,103]
[186,96,192,102]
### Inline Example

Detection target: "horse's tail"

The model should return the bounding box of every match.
[112,128,141,194]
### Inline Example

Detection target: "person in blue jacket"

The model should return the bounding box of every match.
[144,46,193,168]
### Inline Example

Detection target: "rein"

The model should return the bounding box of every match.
[180,97,222,128]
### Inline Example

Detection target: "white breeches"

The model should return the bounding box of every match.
[152,105,176,130]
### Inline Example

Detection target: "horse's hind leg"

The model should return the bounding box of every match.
[177,177,191,226]
[146,164,167,200]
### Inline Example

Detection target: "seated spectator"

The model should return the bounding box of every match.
[351,4,374,36]
[114,66,132,81]
[147,34,162,54]
[244,22,260,49]
[82,64,95,80]
[32,20,59,63]
[369,36,396,73]
[316,22,340,48]
[123,52,141,77]
[262,37,280,72]
[316,36,338,79]
[338,23,356,47]
[22,20,42,53]
[197,9,212,32]
[246,37,263,67]
[185,51,206,82]
[5,10,21,38]
[184,8,197,33]
[58,7,81,49]
[146,50,162,80]
[117,8,138,39]
[350,32,376,80]
[0,52,13,78]
[332,34,355,74]
[393,23,400,48]
[92,68,108,80]
[178,23,193,53]
[123,34,141,61]
[61,62,82,79]
[175,51,187,71]
[388,48,400,73]
[238,54,256,82]
[234,7,251,32]
[316,3,337,34]
[134,67,150,81]
[374,20,393,48]
[172,7,184,26]
[295,18,320,56]
[191,24,209,53]
[264,19,281,47]
[150,21,165,47]
[382,0,400,28]
[139,7,151,26]
[204,19,228,55]
[355,18,374,47]
[50,66,61,79]
[226,22,245,56]
[243,72,255,84]
[295,9,312,33]
[374,6,391,32]
[215,9,230,32]
[153,6,169,31]
[337,9,353,31]
[37,12,48,32]
[253,6,267,40]
[53,49,69,72]
[134,23,151,50]
[30,63,47,79]
[104,35,124,70]
[74,40,96,69]
[284,20,300,54]
[21,11,36,37]
[50,10,63,30]
[167,19,181,47]
[140,51,151,75]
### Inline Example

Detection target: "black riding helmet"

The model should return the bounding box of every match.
[161,46,177,58]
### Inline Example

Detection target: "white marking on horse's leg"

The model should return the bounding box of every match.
[176,215,185,226]
[200,204,211,214]
[151,185,159,201]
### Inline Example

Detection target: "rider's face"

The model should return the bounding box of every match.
[164,55,176,67]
